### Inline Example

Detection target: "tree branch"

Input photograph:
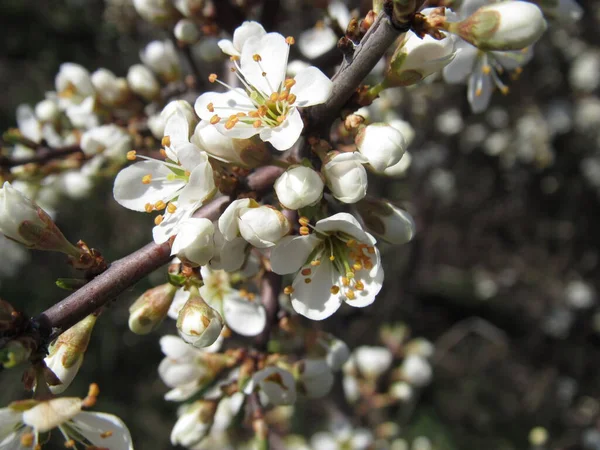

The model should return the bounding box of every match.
[255,270,282,349]
[305,10,407,132]
[0,145,83,169]
[35,197,230,335]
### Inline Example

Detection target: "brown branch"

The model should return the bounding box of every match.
[255,270,282,349]
[35,197,230,335]
[0,145,83,169]
[304,9,408,133]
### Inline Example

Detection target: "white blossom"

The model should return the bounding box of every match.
[132,0,178,24]
[196,30,333,150]
[140,40,181,82]
[355,123,407,172]
[217,21,266,57]
[322,152,369,204]
[55,62,94,108]
[297,359,335,398]
[127,64,160,101]
[274,165,324,210]
[0,398,132,449]
[34,99,60,123]
[171,218,215,266]
[91,68,129,106]
[171,401,217,447]
[271,213,383,320]
[400,354,433,387]
[354,346,393,379]
[80,124,132,161]
[244,366,297,406]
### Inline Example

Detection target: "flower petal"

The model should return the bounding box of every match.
[270,234,321,275]
[259,107,304,151]
[113,161,184,211]
[291,260,343,320]
[194,89,255,121]
[443,41,478,84]
[177,159,215,208]
[217,39,238,56]
[467,59,494,113]
[71,412,133,450]
[291,66,333,107]
[223,295,267,336]
[240,33,288,96]
[316,212,375,245]
[233,21,266,52]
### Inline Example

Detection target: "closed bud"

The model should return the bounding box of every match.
[132,0,179,25]
[44,314,96,393]
[34,99,60,123]
[91,69,129,106]
[170,218,215,267]
[1,337,35,368]
[161,100,197,141]
[129,284,177,335]
[355,198,415,245]
[127,64,160,101]
[171,400,218,447]
[355,123,407,172]
[385,31,455,87]
[445,1,547,51]
[0,182,78,255]
[174,19,200,44]
[323,152,369,204]
[399,354,432,387]
[354,346,393,379]
[274,166,324,210]
[140,40,181,82]
[55,63,94,101]
[238,205,291,248]
[177,291,224,348]
[295,359,334,398]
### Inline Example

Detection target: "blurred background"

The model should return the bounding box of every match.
[1,0,600,449]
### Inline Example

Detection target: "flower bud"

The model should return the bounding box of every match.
[244,366,297,406]
[192,121,269,167]
[132,0,179,25]
[399,354,432,387]
[322,152,368,204]
[296,359,334,398]
[354,346,393,379]
[238,205,291,248]
[274,166,324,210]
[390,381,413,401]
[129,284,177,335]
[34,99,60,123]
[171,400,218,447]
[177,292,224,348]
[355,198,415,245]
[44,314,96,393]
[80,125,132,162]
[0,182,77,254]
[161,100,197,137]
[127,64,160,101]
[385,32,455,86]
[91,69,129,106]
[170,218,215,267]
[174,19,200,44]
[355,123,407,172]
[446,1,547,51]
[140,40,181,82]
[55,63,94,101]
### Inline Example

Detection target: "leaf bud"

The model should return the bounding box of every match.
[129,284,177,335]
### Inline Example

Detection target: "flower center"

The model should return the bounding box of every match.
[205,38,298,131]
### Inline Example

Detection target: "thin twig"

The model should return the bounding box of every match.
[0,145,83,169]
[35,197,230,335]
[255,271,282,349]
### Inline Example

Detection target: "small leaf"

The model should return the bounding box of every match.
[56,278,87,290]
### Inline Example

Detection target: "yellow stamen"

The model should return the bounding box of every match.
[301,268,312,276]
[167,203,177,214]
[278,90,289,101]
[284,78,296,89]
[269,92,279,102]
[285,36,295,45]
[342,277,349,286]
[299,216,310,226]
[20,433,34,447]
[284,285,294,295]
[482,65,491,75]
[475,88,483,97]
[230,55,240,61]
[355,281,364,291]
[329,255,335,261]
[207,103,214,112]
[154,215,164,225]
[126,150,137,160]
[287,94,296,104]
[253,54,262,62]
[159,149,167,158]
[101,431,113,438]
[65,439,76,447]
[144,203,154,213]
[277,115,286,123]
[161,136,171,147]
[154,200,166,210]
[142,174,152,184]
[304,278,312,284]
[299,226,310,235]
[330,285,340,295]
[208,73,218,83]
[346,289,356,300]
[311,260,321,267]
[253,120,262,128]
[210,115,221,124]
[353,262,362,271]
[500,86,509,95]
